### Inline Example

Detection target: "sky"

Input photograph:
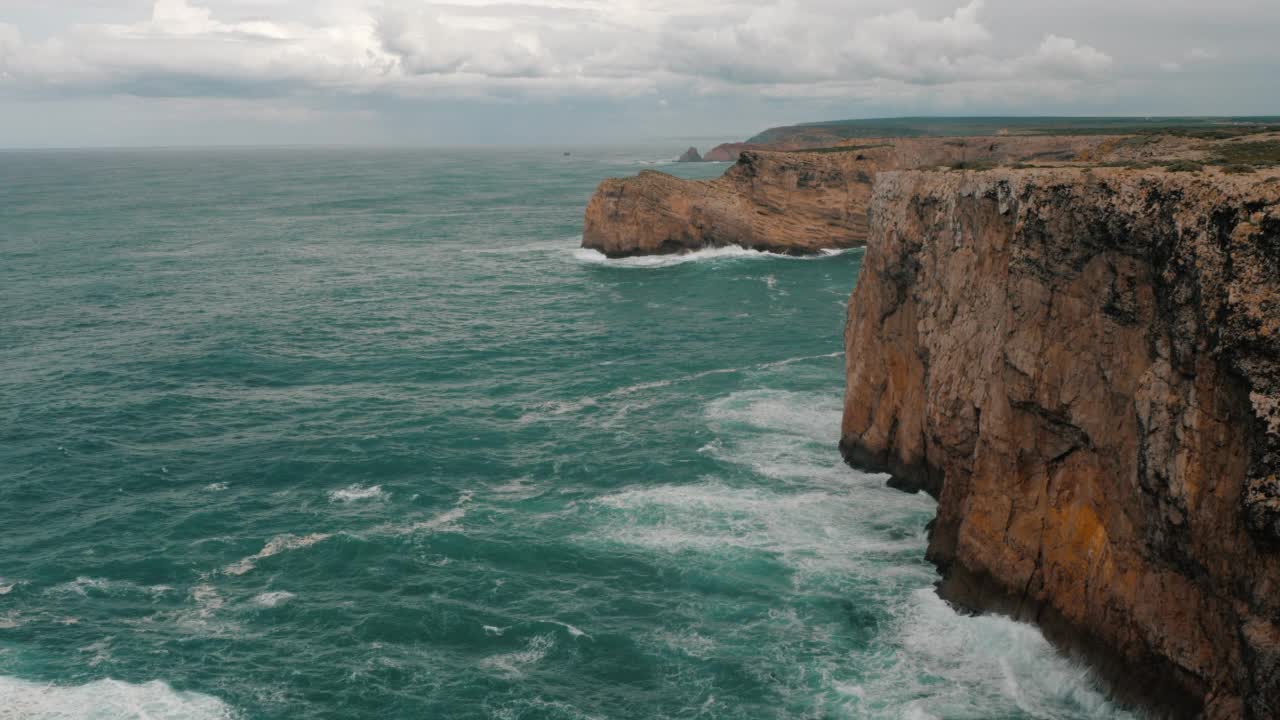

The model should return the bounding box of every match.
[0,0,1277,147]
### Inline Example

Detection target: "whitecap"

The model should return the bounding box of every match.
[518,354,843,424]
[223,533,331,576]
[327,484,385,503]
[483,625,508,637]
[544,620,592,640]
[384,491,474,535]
[190,584,224,618]
[0,676,237,720]
[573,245,853,268]
[250,591,296,608]
[45,578,173,599]
[490,477,543,500]
[845,588,1136,719]
[480,634,555,678]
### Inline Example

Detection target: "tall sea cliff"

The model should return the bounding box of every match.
[583,140,1280,717]
[840,168,1280,718]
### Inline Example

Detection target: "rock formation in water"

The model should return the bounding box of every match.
[840,167,1280,719]
[582,151,875,256]
[581,135,1186,257]
[677,147,704,163]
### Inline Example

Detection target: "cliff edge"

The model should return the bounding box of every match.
[580,134,1179,257]
[840,168,1280,718]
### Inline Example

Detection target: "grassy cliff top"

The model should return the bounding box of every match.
[748,116,1280,145]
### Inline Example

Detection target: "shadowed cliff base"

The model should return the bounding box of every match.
[840,168,1280,719]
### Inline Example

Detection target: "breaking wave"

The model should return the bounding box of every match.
[572,246,851,268]
[0,677,237,720]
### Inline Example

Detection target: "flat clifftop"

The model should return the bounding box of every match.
[582,151,877,257]
[841,167,1280,718]
[580,132,1262,257]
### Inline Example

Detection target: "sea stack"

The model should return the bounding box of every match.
[676,146,703,162]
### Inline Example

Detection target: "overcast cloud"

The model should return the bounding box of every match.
[0,0,1275,146]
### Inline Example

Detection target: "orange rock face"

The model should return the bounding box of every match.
[841,168,1280,718]
[582,151,876,256]
[582,135,1143,257]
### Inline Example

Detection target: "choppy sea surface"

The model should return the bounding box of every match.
[0,147,1133,719]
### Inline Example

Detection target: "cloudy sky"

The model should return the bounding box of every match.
[0,0,1276,147]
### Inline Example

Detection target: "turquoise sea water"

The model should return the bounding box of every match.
[0,148,1132,720]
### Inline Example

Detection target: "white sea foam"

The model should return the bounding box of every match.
[519,354,843,424]
[0,677,237,720]
[573,245,852,268]
[578,384,1128,718]
[490,477,543,500]
[383,490,474,535]
[544,620,591,639]
[251,591,296,608]
[842,588,1135,719]
[327,484,385,503]
[45,577,173,598]
[480,634,556,678]
[190,584,224,618]
[223,533,331,576]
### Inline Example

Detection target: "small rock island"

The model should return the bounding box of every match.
[676,146,703,163]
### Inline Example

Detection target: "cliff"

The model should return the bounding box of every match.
[704,142,777,162]
[582,151,877,256]
[840,168,1280,718]
[581,135,1153,257]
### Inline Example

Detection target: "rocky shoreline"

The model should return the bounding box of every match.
[582,132,1280,718]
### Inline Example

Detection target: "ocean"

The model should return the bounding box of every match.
[0,147,1132,719]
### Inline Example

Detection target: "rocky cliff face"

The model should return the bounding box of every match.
[840,168,1280,718]
[582,135,1132,257]
[582,151,877,256]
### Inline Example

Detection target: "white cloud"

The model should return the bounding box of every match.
[1,0,1276,146]
[1023,35,1112,77]
[0,0,1115,102]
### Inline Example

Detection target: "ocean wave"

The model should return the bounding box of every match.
[45,577,173,599]
[327,484,385,503]
[0,677,237,720]
[251,591,296,608]
[480,634,556,678]
[518,353,843,423]
[572,246,852,268]
[223,533,332,576]
[851,588,1134,719]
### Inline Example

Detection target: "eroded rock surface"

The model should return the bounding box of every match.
[582,135,1149,257]
[840,168,1280,718]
